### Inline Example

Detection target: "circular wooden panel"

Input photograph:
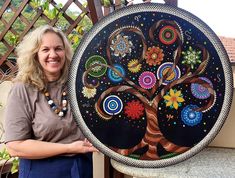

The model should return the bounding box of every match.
[68,3,233,167]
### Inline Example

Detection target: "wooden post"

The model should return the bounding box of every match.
[87,0,104,24]
[115,0,122,10]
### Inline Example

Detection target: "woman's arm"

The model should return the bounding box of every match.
[6,139,98,159]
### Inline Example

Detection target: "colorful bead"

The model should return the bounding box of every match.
[58,111,64,117]
[44,90,68,118]
[62,100,67,106]
[52,105,57,110]
[48,100,53,105]
[55,108,59,114]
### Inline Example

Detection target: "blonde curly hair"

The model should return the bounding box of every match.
[15,25,73,91]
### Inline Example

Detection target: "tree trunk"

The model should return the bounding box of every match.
[113,103,189,160]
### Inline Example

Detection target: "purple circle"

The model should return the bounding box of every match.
[191,77,213,99]
[138,71,156,89]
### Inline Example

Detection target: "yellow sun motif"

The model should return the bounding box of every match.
[82,86,97,99]
[163,89,185,109]
[128,59,142,73]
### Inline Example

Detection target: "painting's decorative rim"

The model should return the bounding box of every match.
[68,3,233,168]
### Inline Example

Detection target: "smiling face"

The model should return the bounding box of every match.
[37,31,66,81]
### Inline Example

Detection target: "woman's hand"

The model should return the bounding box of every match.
[67,138,99,154]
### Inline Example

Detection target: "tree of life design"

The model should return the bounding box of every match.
[78,13,221,161]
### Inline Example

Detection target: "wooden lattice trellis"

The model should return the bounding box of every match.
[0,0,104,82]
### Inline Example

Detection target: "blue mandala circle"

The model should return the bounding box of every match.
[103,95,123,115]
[108,64,125,82]
[191,77,213,99]
[156,62,181,85]
[181,105,202,126]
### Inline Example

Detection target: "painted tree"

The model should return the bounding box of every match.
[81,19,216,160]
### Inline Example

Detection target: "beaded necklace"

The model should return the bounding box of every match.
[44,90,68,117]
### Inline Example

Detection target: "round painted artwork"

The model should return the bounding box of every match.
[68,3,233,167]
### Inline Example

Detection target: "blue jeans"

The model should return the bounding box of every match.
[19,153,93,178]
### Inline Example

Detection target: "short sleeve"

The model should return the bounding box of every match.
[4,83,33,142]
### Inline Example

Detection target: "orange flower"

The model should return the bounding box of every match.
[145,46,164,66]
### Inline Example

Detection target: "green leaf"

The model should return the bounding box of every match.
[52,8,57,18]
[43,1,49,11]
[11,158,19,174]
[30,0,41,8]
[0,147,19,174]
[101,0,112,7]
[76,26,84,35]
[56,3,63,9]
[73,35,79,44]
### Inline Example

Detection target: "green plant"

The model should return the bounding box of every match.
[0,95,19,175]
[8,34,20,46]
[0,148,19,174]
[101,0,113,7]
[100,0,127,7]
[30,0,63,20]
[68,20,86,50]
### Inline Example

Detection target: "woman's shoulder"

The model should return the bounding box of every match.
[11,81,33,91]
[10,82,38,98]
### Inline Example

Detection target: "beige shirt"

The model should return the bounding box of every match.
[4,82,84,143]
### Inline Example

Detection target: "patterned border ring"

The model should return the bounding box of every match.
[157,62,181,85]
[85,55,107,77]
[103,95,123,115]
[159,25,177,45]
[138,71,156,89]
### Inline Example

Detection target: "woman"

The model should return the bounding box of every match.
[4,25,98,178]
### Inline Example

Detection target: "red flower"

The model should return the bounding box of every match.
[124,100,144,120]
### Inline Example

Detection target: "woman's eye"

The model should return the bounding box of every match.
[41,48,49,52]
[56,47,64,51]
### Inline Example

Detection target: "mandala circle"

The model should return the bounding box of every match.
[108,64,125,82]
[103,95,123,115]
[181,105,202,126]
[110,34,132,57]
[138,71,156,89]
[191,77,213,99]
[159,25,177,45]
[157,62,181,85]
[85,55,107,77]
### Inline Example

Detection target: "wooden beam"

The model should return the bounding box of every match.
[87,0,103,24]
[0,0,11,17]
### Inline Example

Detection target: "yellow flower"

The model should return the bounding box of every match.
[163,89,185,109]
[128,59,141,73]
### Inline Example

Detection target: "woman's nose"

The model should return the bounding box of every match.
[49,49,58,57]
